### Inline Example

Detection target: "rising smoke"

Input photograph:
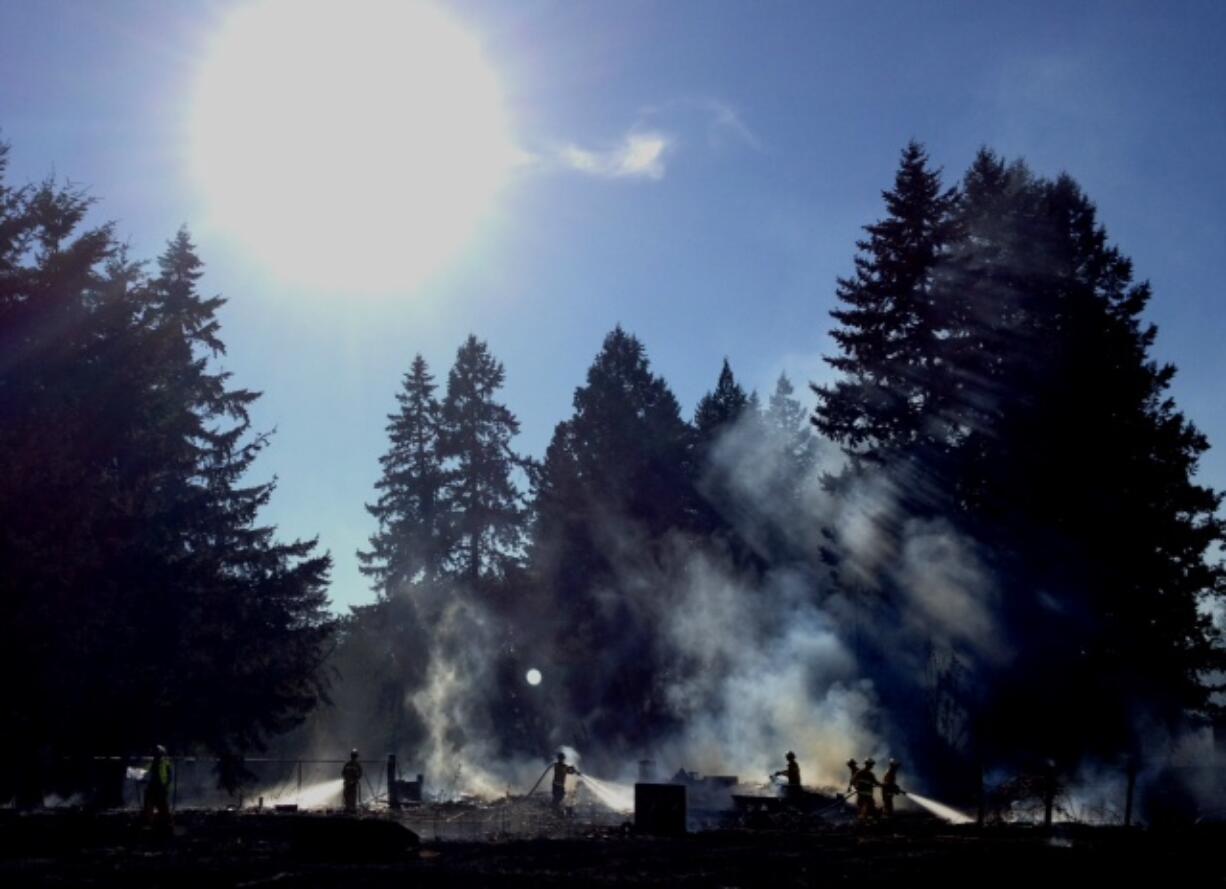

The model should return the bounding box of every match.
[313,401,1009,798]
[295,381,1214,818]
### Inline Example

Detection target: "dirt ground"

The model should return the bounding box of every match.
[1,809,1222,887]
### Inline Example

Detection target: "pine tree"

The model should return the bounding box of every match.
[0,146,334,797]
[358,354,450,594]
[691,358,763,552]
[937,161,1226,759]
[693,358,750,443]
[134,230,335,765]
[815,143,1225,772]
[439,335,526,584]
[0,171,121,798]
[528,327,696,751]
[534,326,696,544]
[813,141,960,474]
[766,373,818,485]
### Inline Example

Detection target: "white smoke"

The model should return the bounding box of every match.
[655,548,879,787]
[410,595,544,799]
[357,394,1008,799]
[893,518,1007,662]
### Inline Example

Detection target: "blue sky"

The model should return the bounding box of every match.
[2,0,1223,610]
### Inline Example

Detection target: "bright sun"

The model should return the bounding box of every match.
[189,0,516,292]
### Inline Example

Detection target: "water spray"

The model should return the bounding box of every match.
[905,792,974,824]
[578,775,634,813]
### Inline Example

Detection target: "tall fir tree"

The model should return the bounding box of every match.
[358,354,450,594]
[439,335,526,584]
[0,145,334,799]
[692,358,762,556]
[132,229,335,767]
[693,358,750,443]
[815,143,1225,776]
[765,373,818,488]
[814,141,960,482]
[938,158,1225,761]
[528,327,697,752]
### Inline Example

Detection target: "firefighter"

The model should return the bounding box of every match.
[342,749,363,813]
[846,758,859,782]
[143,745,173,831]
[881,758,903,817]
[551,751,577,808]
[772,751,802,805]
[849,757,881,822]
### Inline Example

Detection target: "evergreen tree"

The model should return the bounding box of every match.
[358,354,450,594]
[0,144,334,798]
[813,141,960,478]
[529,327,697,751]
[692,358,762,555]
[534,326,696,546]
[938,159,1226,761]
[693,358,750,443]
[439,335,526,584]
[125,229,335,767]
[765,373,818,487]
[816,143,1225,776]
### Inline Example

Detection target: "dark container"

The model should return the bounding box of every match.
[635,783,686,835]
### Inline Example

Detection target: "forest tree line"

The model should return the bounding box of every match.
[1,135,1222,802]
[319,143,1223,793]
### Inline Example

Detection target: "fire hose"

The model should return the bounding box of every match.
[524,764,553,797]
[524,764,583,798]
[813,795,852,815]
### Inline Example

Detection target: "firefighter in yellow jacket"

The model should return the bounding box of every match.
[143,745,173,830]
[849,758,881,822]
[342,749,363,813]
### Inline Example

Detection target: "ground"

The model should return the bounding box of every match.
[1,809,1222,887]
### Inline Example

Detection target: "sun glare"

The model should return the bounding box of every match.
[189,0,516,292]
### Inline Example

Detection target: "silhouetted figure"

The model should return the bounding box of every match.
[1042,760,1057,829]
[143,745,172,833]
[342,749,363,813]
[881,758,902,817]
[773,751,802,805]
[846,758,859,782]
[850,758,881,822]
[551,751,577,808]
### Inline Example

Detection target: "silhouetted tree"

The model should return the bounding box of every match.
[529,327,697,752]
[816,143,1225,784]
[0,143,334,799]
[358,354,450,594]
[692,358,764,561]
[938,154,1225,763]
[814,141,960,485]
[440,335,526,584]
[694,358,750,443]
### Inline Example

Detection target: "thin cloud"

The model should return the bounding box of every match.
[559,131,671,181]
[701,98,762,151]
[637,97,762,152]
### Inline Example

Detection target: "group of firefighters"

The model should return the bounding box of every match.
[144,745,903,821]
[140,745,368,822]
[773,750,905,820]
